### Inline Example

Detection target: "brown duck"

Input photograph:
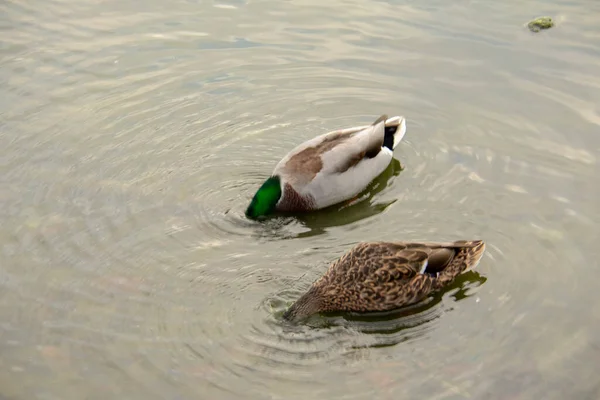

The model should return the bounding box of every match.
[283,240,486,322]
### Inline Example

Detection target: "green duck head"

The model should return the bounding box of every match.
[245,176,282,220]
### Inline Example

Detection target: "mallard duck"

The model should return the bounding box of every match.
[245,114,407,219]
[282,240,486,322]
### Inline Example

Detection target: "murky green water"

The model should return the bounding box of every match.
[1,0,599,398]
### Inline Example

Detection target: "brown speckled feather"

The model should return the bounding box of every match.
[283,240,486,321]
[281,131,357,185]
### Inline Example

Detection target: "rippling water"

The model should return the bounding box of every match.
[1,0,599,398]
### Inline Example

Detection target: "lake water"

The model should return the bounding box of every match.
[1,0,599,399]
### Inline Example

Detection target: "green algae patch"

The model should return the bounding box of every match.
[527,16,554,32]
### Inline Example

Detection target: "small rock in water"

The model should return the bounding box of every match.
[527,16,554,32]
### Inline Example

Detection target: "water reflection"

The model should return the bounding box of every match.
[295,158,404,235]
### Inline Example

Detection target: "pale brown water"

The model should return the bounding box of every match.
[1,0,600,399]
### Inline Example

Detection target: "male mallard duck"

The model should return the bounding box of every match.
[282,240,486,322]
[245,114,407,219]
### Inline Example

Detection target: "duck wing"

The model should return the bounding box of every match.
[322,242,429,285]
[274,115,388,187]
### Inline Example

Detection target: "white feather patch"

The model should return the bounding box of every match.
[419,259,429,274]
[305,148,393,209]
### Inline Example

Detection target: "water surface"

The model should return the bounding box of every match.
[1,0,599,399]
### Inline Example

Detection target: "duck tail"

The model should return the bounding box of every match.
[382,116,407,150]
[462,240,486,271]
[433,240,486,290]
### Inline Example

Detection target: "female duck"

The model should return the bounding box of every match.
[283,240,486,322]
[245,114,406,219]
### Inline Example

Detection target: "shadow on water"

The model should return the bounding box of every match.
[264,270,487,348]
[245,158,404,240]
[295,158,404,236]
